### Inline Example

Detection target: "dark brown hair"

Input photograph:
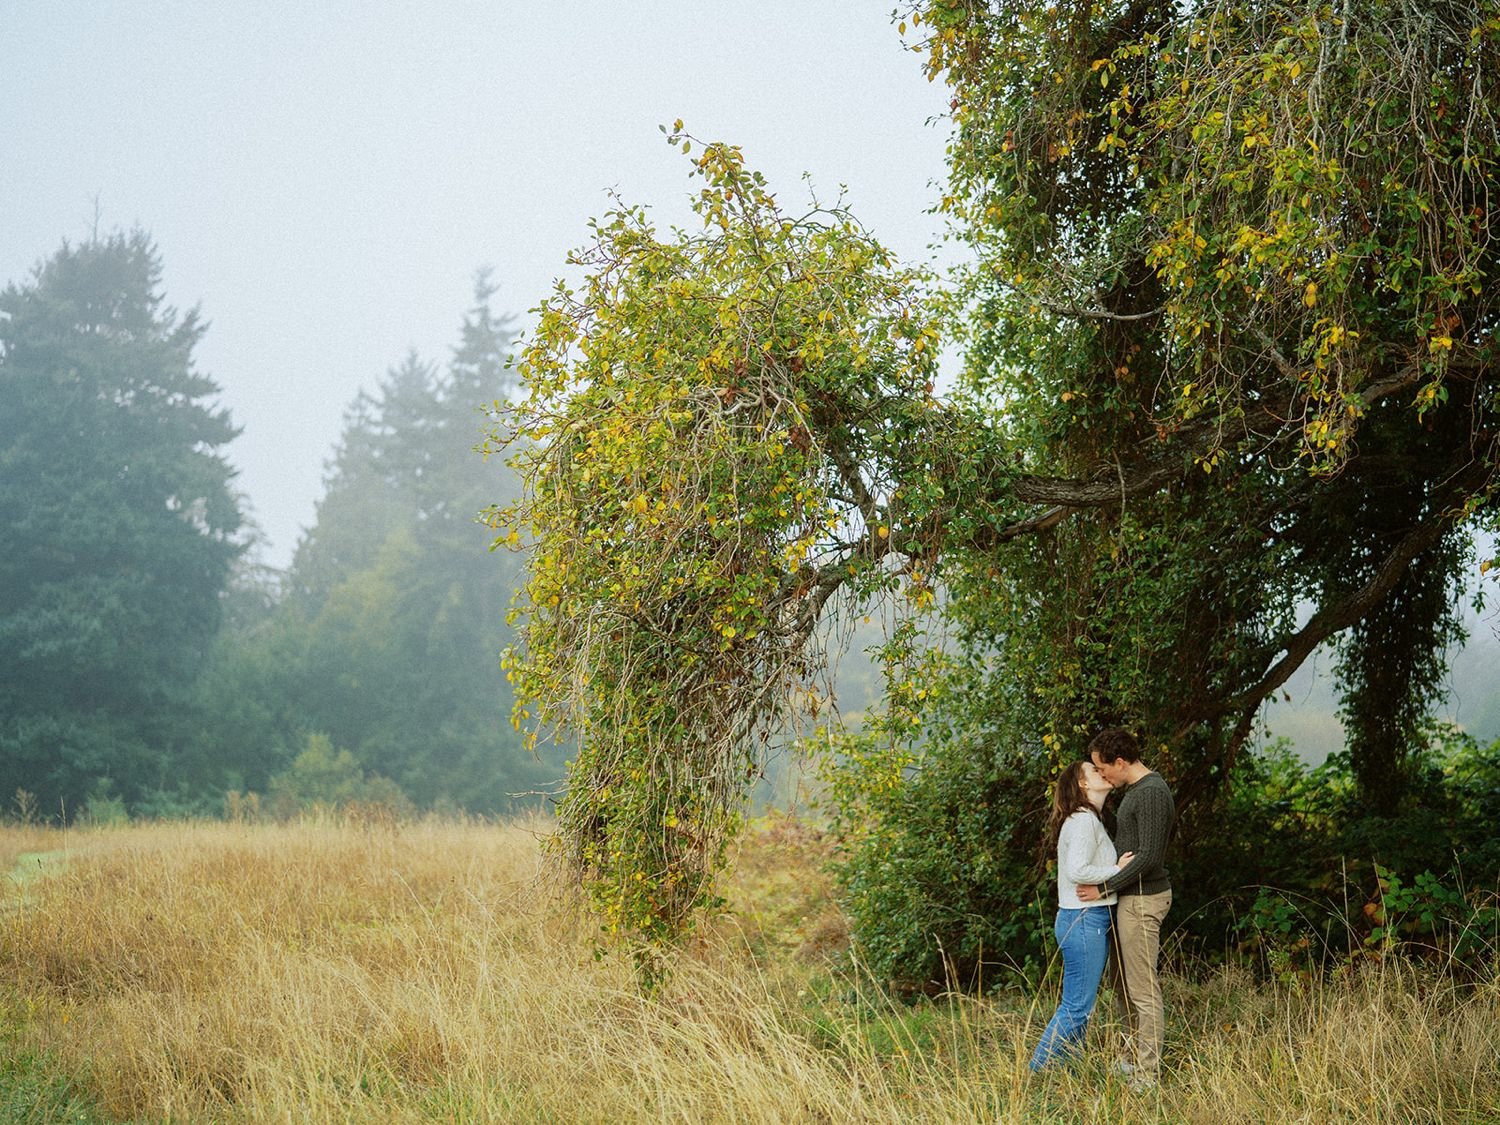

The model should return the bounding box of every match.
[1046,760,1099,850]
[1087,726,1141,765]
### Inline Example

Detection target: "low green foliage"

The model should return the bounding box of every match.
[822,631,1056,990]
[0,1021,107,1125]
[265,733,414,819]
[79,780,127,829]
[831,720,1500,988]
[1181,726,1500,975]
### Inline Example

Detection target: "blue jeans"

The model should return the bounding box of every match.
[1029,905,1112,1071]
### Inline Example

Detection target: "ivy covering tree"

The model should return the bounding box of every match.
[0,232,244,814]
[494,1,1499,977]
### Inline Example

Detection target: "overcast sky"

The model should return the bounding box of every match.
[3,1,952,568]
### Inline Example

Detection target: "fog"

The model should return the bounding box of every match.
[2,2,951,568]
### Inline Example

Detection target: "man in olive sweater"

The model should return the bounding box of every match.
[1076,727,1175,1084]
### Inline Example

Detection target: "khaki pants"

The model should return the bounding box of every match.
[1111,889,1172,1074]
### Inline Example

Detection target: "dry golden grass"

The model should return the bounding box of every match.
[2,816,1498,1123]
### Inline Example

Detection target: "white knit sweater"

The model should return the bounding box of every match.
[1055,809,1120,909]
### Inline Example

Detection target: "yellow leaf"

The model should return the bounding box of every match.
[1303,281,1318,307]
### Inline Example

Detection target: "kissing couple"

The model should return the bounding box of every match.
[1028,727,1176,1088]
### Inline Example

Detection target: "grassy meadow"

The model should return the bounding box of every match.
[2,814,1498,1123]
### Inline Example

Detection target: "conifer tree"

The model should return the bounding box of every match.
[0,232,243,813]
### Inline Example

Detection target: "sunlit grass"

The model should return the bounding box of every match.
[1,816,1497,1122]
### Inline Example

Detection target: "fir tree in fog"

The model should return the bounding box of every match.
[292,270,517,605]
[0,233,243,815]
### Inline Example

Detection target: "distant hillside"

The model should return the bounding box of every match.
[820,590,1500,766]
[1264,598,1500,762]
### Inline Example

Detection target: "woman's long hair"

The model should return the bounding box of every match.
[1046,760,1100,851]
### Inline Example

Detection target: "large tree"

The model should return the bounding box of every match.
[0,232,244,814]
[923,0,1499,814]
[494,2,1499,966]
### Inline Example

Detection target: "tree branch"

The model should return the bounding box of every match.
[998,360,1429,513]
[1034,300,1166,323]
[1201,454,1495,724]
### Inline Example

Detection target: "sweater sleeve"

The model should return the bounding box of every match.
[1100,782,1172,893]
[1058,814,1119,885]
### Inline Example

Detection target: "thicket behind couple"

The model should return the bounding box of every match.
[1028,727,1176,1088]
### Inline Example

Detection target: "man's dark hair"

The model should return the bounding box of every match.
[1088,727,1141,764]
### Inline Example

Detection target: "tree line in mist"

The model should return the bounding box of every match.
[0,231,564,821]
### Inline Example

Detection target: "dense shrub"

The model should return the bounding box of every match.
[829,712,1500,991]
[1179,724,1500,974]
[823,637,1056,993]
[266,733,414,820]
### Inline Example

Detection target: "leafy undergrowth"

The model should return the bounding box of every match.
[0,817,1497,1123]
[0,1009,108,1125]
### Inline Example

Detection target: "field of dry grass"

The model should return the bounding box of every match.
[1,815,1498,1123]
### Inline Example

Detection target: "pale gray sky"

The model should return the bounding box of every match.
[3,2,952,567]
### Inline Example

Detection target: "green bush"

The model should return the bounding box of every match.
[823,637,1054,993]
[830,710,1500,989]
[81,778,128,827]
[1181,725,1500,975]
[266,733,413,819]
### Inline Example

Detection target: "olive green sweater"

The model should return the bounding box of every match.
[1099,771,1175,897]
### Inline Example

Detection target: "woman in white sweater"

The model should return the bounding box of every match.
[1029,760,1133,1071]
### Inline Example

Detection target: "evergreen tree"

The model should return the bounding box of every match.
[0,232,243,814]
